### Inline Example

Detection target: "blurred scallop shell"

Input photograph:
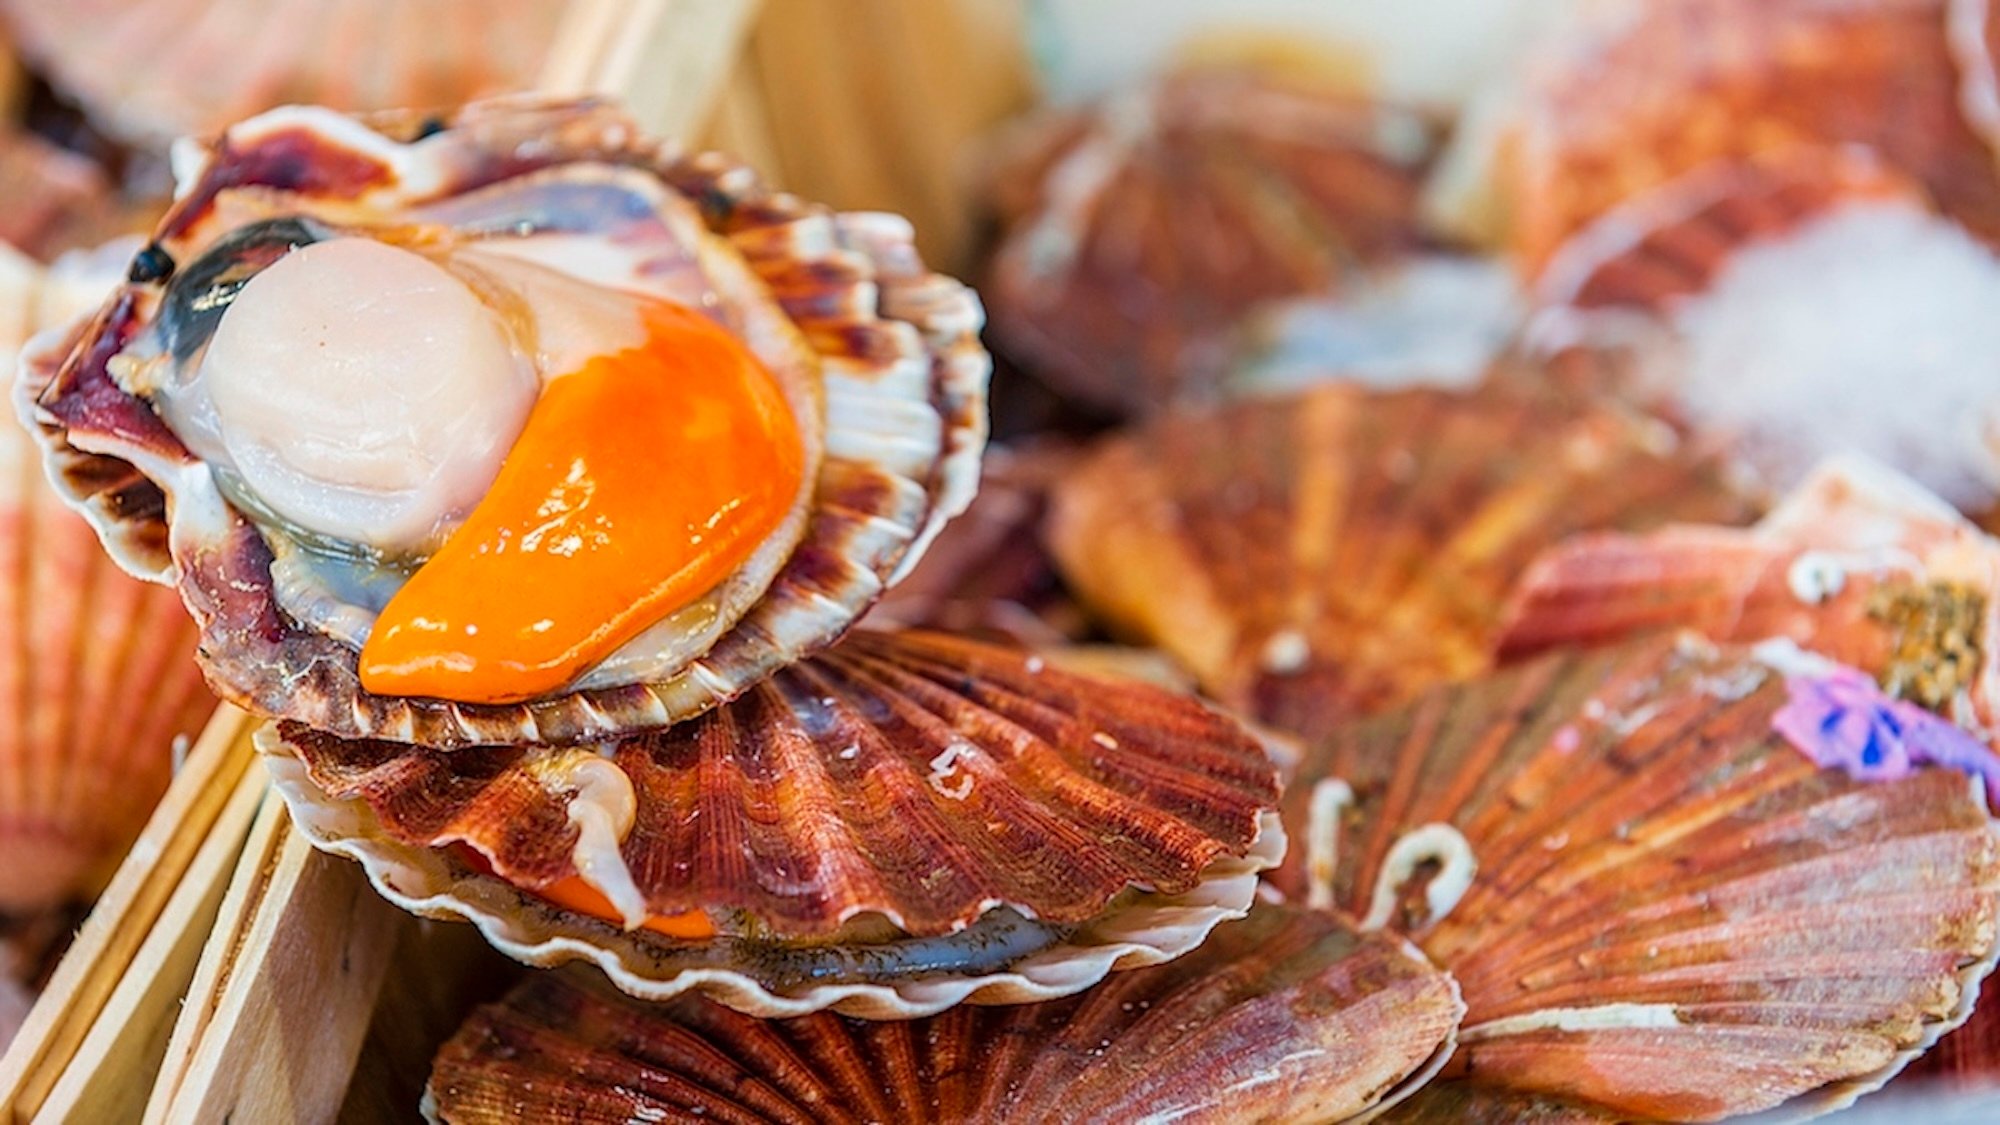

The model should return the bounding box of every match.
[1268,636,2000,1120]
[20,98,989,749]
[0,247,214,912]
[1435,0,2000,271]
[0,0,564,148]
[423,902,1462,1125]
[1501,456,2000,734]
[984,62,1441,416]
[0,130,135,262]
[260,628,1283,1018]
[866,440,1088,645]
[1046,381,1758,740]
[1518,141,2000,510]
[1952,0,2000,161]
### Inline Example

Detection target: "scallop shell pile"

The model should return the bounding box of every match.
[13,0,2000,1118]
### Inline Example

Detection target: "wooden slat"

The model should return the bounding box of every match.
[0,706,254,1124]
[147,811,401,1125]
[539,0,767,139]
[138,774,291,1124]
[34,766,269,1125]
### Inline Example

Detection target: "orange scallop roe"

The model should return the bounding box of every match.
[360,299,804,703]
[451,844,716,939]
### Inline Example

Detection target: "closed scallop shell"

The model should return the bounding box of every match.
[1046,381,1757,740]
[984,63,1440,416]
[1439,0,2000,273]
[422,903,1461,1125]
[260,628,1284,1018]
[0,248,214,912]
[1,0,564,148]
[1499,458,2000,734]
[1269,636,2000,1120]
[19,98,988,749]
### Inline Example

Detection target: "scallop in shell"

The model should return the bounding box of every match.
[984,62,1441,416]
[19,98,988,748]
[1435,0,2000,272]
[422,902,1461,1125]
[1,0,564,148]
[1046,381,1757,740]
[0,247,215,912]
[259,628,1283,1018]
[1270,636,2000,1120]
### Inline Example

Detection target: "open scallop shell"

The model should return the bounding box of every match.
[1269,636,2000,1120]
[259,628,1283,1018]
[1499,456,2000,734]
[984,63,1440,416]
[423,902,1462,1125]
[1045,381,1757,740]
[1439,0,2000,273]
[0,248,214,912]
[19,98,988,748]
[1,0,564,148]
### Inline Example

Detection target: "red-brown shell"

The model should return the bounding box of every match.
[424,903,1462,1125]
[269,628,1277,942]
[1480,0,2000,277]
[1045,381,1759,741]
[1270,637,2000,1120]
[0,132,135,262]
[19,98,988,749]
[984,64,1440,416]
[1498,457,2000,733]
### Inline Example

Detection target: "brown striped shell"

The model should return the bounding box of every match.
[260,628,1283,1018]
[18,98,988,748]
[2,0,565,148]
[0,131,135,262]
[984,63,1440,416]
[1438,0,2000,274]
[1500,456,2000,736]
[1270,637,2000,1120]
[1045,381,1758,741]
[422,903,1461,1125]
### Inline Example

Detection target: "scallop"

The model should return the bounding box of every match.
[19,98,989,747]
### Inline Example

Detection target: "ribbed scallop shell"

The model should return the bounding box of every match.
[423,903,1462,1125]
[984,64,1440,416]
[1500,456,2000,734]
[260,628,1283,1017]
[1,0,564,148]
[1045,381,1758,740]
[19,98,989,748]
[1524,146,1924,341]
[0,249,214,912]
[1443,0,2000,274]
[1269,637,2000,1120]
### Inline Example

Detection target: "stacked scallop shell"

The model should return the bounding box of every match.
[16,95,1298,1026]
